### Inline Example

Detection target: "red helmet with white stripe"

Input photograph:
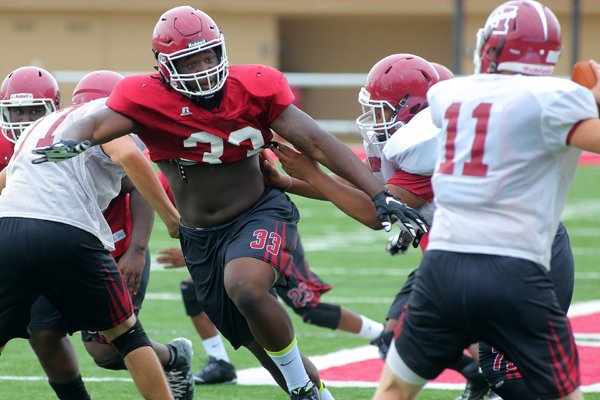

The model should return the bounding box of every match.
[357,54,438,145]
[474,0,561,76]
[0,66,60,143]
[152,6,228,98]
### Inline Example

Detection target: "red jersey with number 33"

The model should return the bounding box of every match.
[106,65,294,164]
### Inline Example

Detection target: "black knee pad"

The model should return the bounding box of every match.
[110,320,151,358]
[180,280,204,317]
[94,355,126,371]
[302,303,341,330]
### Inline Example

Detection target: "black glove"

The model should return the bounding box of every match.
[372,190,429,236]
[31,139,91,164]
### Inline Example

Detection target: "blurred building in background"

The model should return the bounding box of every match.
[0,0,597,138]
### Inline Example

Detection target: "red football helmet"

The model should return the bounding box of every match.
[357,54,439,145]
[72,70,125,105]
[431,62,455,82]
[473,0,561,75]
[152,6,228,98]
[0,66,60,143]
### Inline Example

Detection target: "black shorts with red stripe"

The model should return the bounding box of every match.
[0,217,133,347]
[28,250,151,344]
[181,187,306,349]
[479,222,576,397]
[393,249,580,399]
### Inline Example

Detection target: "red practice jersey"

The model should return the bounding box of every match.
[103,192,131,258]
[107,65,294,164]
[0,135,14,171]
[157,170,175,205]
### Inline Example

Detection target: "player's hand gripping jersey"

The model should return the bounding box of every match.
[0,99,144,251]
[106,65,294,164]
[427,74,598,268]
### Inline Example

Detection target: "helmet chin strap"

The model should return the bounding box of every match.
[190,89,223,110]
[489,38,506,73]
[392,93,410,121]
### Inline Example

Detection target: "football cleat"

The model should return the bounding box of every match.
[370,330,394,359]
[454,371,490,400]
[193,356,237,385]
[289,382,320,400]
[164,338,195,400]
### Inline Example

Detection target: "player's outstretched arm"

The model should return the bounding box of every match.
[271,142,382,229]
[32,107,137,163]
[102,136,180,238]
[259,149,326,199]
[271,105,429,235]
[261,145,330,199]
[271,104,383,197]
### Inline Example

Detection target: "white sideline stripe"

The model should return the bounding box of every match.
[149,260,600,279]
[1,374,597,392]
[237,345,379,386]
[236,338,600,389]
[585,384,600,393]
[144,292,393,304]
[143,296,600,313]
[576,337,600,345]
[0,376,132,382]
[2,341,600,391]
[567,300,600,317]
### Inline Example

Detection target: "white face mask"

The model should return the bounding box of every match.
[356,87,405,146]
[0,96,55,143]
[158,35,229,98]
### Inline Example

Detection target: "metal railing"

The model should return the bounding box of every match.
[52,70,367,137]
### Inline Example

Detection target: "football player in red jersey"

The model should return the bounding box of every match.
[31,6,428,400]
[0,66,60,171]
[155,169,385,385]
[24,70,195,400]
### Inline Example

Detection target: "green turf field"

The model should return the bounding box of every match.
[1,166,600,399]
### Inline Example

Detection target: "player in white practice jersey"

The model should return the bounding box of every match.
[374,1,600,399]
[0,98,180,399]
[24,71,196,400]
[264,56,489,400]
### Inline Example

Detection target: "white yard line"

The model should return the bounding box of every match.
[2,337,600,391]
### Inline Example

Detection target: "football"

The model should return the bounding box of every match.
[571,60,597,89]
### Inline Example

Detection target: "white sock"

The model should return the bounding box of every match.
[358,315,385,340]
[202,334,230,362]
[266,337,311,392]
